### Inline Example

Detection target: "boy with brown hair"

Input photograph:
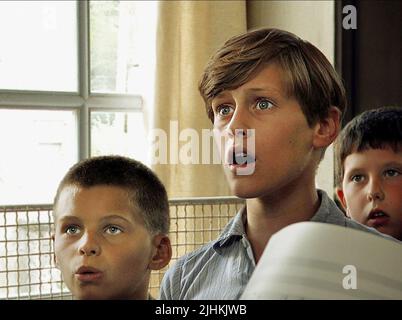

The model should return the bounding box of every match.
[52,155,172,299]
[335,106,402,241]
[160,28,394,300]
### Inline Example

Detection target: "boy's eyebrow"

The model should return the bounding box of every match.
[56,215,81,223]
[99,214,133,224]
[345,161,402,174]
[213,91,230,100]
[344,167,363,174]
[213,87,282,100]
[243,87,282,95]
[382,161,402,168]
[55,214,133,224]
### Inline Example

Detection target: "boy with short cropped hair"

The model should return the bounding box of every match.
[335,107,402,240]
[52,155,172,300]
[160,28,396,300]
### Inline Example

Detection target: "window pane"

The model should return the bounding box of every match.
[90,111,148,165]
[0,1,78,92]
[0,110,78,205]
[90,1,157,94]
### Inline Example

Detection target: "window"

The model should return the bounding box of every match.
[0,1,157,206]
[0,110,78,206]
[0,1,78,92]
[0,0,157,299]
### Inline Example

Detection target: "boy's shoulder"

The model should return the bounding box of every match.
[159,236,232,299]
[160,209,247,299]
[168,239,218,274]
[312,189,351,225]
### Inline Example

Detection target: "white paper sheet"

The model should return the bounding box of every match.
[240,222,402,299]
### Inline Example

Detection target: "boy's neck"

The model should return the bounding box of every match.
[245,184,320,263]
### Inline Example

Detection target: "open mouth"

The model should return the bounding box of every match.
[232,152,256,165]
[370,211,387,218]
[367,209,390,227]
[226,146,256,166]
[224,148,256,176]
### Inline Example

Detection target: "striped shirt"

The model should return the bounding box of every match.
[159,190,396,300]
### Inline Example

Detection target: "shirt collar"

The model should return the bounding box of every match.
[310,189,347,225]
[212,190,346,252]
[213,205,247,251]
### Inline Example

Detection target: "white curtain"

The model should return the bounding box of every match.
[152,1,247,197]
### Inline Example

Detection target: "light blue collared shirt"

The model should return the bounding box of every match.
[159,190,397,300]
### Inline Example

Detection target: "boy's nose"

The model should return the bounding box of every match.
[78,233,101,256]
[226,127,250,139]
[225,108,251,138]
[367,190,385,201]
[366,180,385,202]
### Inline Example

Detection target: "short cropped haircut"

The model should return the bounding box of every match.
[334,106,402,187]
[53,156,170,235]
[199,28,346,126]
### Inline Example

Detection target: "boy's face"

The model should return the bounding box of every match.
[53,184,156,299]
[337,147,402,240]
[211,63,325,199]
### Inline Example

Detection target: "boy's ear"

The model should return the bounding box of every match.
[312,106,341,149]
[148,234,172,271]
[336,187,349,216]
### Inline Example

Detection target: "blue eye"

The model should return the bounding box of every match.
[65,225,80,235]
[256,99,274,110]
[105,225,122,235]
[216,105,233,116]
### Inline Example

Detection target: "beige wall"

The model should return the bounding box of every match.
[247,0,336,198]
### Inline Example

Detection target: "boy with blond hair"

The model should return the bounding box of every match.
[160,28,395,300]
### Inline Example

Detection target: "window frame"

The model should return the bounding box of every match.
[0,0,143,164]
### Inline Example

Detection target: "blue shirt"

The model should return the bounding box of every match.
[159,190,396,300]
